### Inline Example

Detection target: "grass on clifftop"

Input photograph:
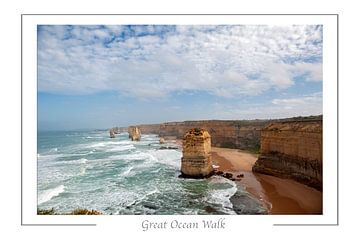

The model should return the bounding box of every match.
[38,208,102,215]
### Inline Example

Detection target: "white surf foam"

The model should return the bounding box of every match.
[37,153,65,160]
[87,141,132,148]
[84,136,102,139]
[79,158,88,164]
[38,185,65,204]
[121,166,134,177]
[207,176,237,215]
[149,149,182,169]
[107,144,135,152]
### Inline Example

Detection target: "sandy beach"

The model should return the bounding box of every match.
[211,147,322,214]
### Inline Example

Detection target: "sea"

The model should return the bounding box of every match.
[37,130,264,215]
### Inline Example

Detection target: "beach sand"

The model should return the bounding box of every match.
[211,147,322,214]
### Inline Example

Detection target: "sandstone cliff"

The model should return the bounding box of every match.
[181,128,213,178]
[252,119,322,190]
[128,126,141,141]
[111,116,321,151]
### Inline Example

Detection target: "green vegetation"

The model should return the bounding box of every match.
[37,208,102,215]
[246,145,261,155]
[37,208,56,215]
[220,142,237,149]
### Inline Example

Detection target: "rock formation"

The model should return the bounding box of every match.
[112,115,321,151]
[252,119,322,190]
[109,129,115,138]
[181,128,213,178]
[128,126,141,141]
[159,137,165,144]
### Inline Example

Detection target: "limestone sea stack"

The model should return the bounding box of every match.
[252,120,322,190]
[109,129,115,138]
[128,126,141,141]
[181,128,213,178]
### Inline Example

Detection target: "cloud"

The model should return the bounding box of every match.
[37,25,322,99]
[208,92,322,120]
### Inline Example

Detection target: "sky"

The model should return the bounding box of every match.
[37,25,322,130]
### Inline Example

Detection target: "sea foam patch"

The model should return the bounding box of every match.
[38,185,65,205]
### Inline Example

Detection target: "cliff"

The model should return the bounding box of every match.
[159,120,270,150]
[181,128,213,177]
[252,119,322,190]
[111,115,322,151]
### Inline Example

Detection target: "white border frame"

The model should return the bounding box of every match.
[21,14,338,229]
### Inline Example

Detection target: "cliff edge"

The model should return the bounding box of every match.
[252,120,322,190]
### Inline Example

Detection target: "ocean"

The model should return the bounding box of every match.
[37,130,264,215]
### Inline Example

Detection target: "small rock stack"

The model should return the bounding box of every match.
[109,129,115,138]
[181,128,213,178]
[128,126,141,141]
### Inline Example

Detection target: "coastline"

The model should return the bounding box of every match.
[211,147,322,214]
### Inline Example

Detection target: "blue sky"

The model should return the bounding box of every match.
[38,25,322,130]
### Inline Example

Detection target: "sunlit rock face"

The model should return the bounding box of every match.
[128,126,141,141]
[181,128,213,178]
[253,120,323,190]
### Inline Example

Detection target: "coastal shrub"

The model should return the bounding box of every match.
[220,142,237,149]
[37,208,102,215]
[37,208,55,215]
[68,208,102,215]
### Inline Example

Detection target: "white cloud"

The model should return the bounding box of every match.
[38,25,323,98]
[209,92,322,119]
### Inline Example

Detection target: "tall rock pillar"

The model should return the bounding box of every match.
[128,126,141,141]
[181,128,213,178]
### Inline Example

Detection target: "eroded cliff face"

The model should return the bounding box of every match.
[112,120,268,150]
[128,126,141,141]
[252,120,322,190]
[181,128,213,178]
[159,120,269,150]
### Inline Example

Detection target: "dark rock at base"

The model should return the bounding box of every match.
[159,146,179,150]
[204,205,223,214]
[215,170,223,175]
[230,191,268,215]
[237,174,244,178]
[223,172,233,179]
[178,170,214,179]
[142,203,159,210]
[253,153,322,191]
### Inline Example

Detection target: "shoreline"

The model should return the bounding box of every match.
[172,139,322,214]
[211,147,322,214]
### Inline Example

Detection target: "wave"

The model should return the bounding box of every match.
[148,149,182,169]
[107,144,135,152]
[87,141,132,148]
[38,185,65,204]
[37,153,65,160]
[125,187,159,207]
[84,136,103,139]
[207,176,237,215]
[38,153,90,161]
[120,166,134,177]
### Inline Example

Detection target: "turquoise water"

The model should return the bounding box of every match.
[37,130,257,215]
